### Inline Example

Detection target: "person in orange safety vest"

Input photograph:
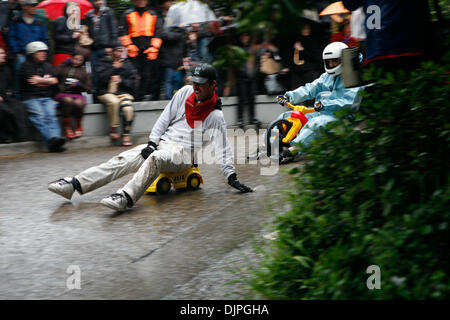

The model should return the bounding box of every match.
[119,0,163,101]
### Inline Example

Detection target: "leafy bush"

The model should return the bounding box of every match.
[250,54,450,299]
[212,44,248,69]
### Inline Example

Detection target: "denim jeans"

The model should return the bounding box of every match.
[198,36,212,63]
[164,67,175,100]
[23,97,62,145]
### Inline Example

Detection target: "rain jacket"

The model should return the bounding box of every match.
[159,26,186,69]
[283,73,363,148]
[285,72,362,115]
[119,6,163,54]
[342,0,429,64]
[53,3,79,55]
[7,13,48,55]
[96,56,138,96]
[85,6,119,50]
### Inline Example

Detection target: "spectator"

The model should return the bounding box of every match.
[0,0,11,63]
[159,24,186,100]
[192,22,213,63]
[184,27,201,69]
[0,45,27,143]
[342,0,429,71]
[0,29,6,52]
[7,0,48,99]
[11,0,48,22]
[0,0,14,30]
[349,7,366,44]
[236,32,260,127]
[154,0,172,18]
[1,0,19,78]
[52,1,82,66]
[119,0,163,101]
[21,41,66,152]
[152,0,174,100]
[85,0,118,98]
[285,23,324,91]
[258,39,283,95]
[330,20,359,48]
[96,46,137,147]
[55,52,91,139]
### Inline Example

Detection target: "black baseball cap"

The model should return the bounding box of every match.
[190,64,217,84]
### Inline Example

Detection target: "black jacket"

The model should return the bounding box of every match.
[53,16,77,55]
[20,59,57,100]
[0,2,10,29]
[0,64,12,98]
[85,7,119,50]
[53,2,80,55]
[159,26,186,69]
[96,56,137,96]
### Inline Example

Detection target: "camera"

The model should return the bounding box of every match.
[65,78,78,85]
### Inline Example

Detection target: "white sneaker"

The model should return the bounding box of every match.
[48,177,75,200]
[100,192,129,211]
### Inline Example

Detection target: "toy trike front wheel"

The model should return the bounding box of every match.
[187,174,201,190]
[156,178,171,194]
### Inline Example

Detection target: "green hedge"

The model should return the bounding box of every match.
[250,53,450,299]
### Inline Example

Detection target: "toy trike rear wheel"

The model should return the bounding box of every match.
[266,119,292,157]
[156,178,171,194]
[187,174,201,190]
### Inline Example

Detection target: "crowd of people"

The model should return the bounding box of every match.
[1,0,430,153]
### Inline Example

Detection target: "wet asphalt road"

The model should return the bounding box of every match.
[0,137,296,299]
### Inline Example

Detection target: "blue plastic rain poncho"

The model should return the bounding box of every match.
[282,72,363,149]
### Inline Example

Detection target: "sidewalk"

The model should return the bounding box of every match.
[0,134,150,157]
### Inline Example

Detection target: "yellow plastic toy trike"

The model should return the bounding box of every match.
[145,166,203,195]
[266,96,319,157]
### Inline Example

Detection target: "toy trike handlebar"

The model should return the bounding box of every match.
[277,95,317,115]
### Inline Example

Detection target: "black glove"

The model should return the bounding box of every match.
[279,149,295,164]
[141,141,157,159]
[227,173,253,193]
[277,95,289,106]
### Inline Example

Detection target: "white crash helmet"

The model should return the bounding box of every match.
[322,42,348,75]
[26,41,48,55]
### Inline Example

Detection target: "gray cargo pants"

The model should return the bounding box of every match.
[75,141,192,204]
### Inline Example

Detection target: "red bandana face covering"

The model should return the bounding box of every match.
[185,91,218,128]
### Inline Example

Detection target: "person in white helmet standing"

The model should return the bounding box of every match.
[275,41,364,163]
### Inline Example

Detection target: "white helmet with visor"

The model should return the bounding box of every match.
[322,42,348,75]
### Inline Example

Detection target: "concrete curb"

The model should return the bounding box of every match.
[0,94,283,157]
